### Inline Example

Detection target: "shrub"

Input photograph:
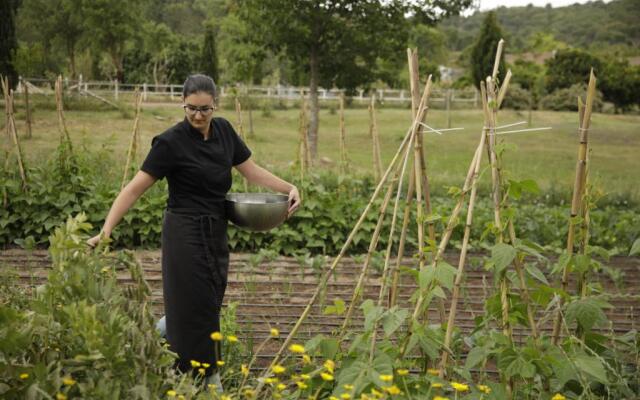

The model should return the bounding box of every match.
[539,83,604,112]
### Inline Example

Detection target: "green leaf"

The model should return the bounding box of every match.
[418,267,435,290]
[573,354,609,384]
[520,179,540,195]
[319,338,340,360]
[630,238,640,256]
[323,298,346,316]
[565,297,610,331]
[491,243,517,275]
[435,261,456,290]
[465,346,488,369]
[380,307,408,337]
[525,264,549,284]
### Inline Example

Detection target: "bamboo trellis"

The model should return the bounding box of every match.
[369,94,383,181]
[552,70,597,345]
[339,93,348,176]
[1,77,27,189]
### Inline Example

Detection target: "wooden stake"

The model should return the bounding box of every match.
[121,90,143,190]
[369,94,382,181]
[298,92,310,182]
[339,93,347,176]
[22,77,32,139]
[552,70,597,344]
[1,82,28,188]
[235,97,249,192]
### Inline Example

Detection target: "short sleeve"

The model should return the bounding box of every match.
[141,136,174,179]
[228,123,252,166]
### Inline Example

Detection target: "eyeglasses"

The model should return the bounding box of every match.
[183,104,216,116]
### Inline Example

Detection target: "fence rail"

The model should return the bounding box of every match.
[15,76,480,108]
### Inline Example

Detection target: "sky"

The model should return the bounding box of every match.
[476,0,610,11]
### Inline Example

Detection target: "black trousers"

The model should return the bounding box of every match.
[161,208,229,376]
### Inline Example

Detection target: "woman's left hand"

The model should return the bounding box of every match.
[287,186,301,217]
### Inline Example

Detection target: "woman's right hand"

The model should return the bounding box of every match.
[87,231,109,248]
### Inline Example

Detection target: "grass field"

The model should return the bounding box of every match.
[5,97,640,199]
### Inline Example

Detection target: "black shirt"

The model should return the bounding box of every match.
[141,117,251,213]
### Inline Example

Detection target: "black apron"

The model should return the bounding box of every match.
[161,203,228,376]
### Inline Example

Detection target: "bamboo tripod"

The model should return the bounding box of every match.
[1,76,28,190]
[552,70,597,344]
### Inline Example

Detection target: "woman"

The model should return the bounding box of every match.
[88,74,300,389]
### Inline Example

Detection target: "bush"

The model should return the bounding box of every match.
[501,84,533,110]
[539,83,604,112]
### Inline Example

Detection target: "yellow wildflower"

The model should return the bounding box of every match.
[210,331,223,341]
[451,382,469,392]
[396,369,409,376]
[427,368,440,376]
[320,372,334,381]
[289,344,306,354]
[273,393,282,399]
[477,384,491,394]
[56,394,67,400]
[551,395,566,400]
[370,388,383,398]
[190,360,201,368]
[198,368,206,375]
[265,377,279,384]
[303,354,311,364]
[300,373,311,380]
[243,388,256,398]
[19,373,29,380]
[227,335,238,343]
[329,397,339,400]
[208,384,217,390]
[379,374,393,382]
[62,377,76,386]
[202,363,210,368]
[270,328,280,337]
[177,396,185,400]
[431,383,443,388]
[383,385,401,395]
[217,360,225,367]
[324,359,335,373]
[277,383,286,391]
[272,364,286,374]
[166,390,177,397]
[296,381,308,389]
[241,364,249,376]
[343,384,354,390]
[341,394,352,400]
[433,396,450,400]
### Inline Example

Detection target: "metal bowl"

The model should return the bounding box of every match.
[225,193,289,232]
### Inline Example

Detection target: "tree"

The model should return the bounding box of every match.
[1,0,21,88]
[201,25,220,83]
[600,60,640,112]
[83,0,145,82]
[544,48,602,93]
[240,0,470,160]
[18,0,85,78]
[469,11,506,90]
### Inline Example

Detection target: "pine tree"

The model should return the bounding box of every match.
[469,11,506,90]
[201,27,219,83]
[0,0,20,88]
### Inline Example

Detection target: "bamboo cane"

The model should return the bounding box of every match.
[255,84,430,396]
[339,93,347,176]
[22,78,32,139]
[399,130,484,359]
[552,70,597,344]
[369,94,383,181]
[235,97,249,192]
[492,39,505,81]
[121,90,143,190]
[298,93,308,182]
[3,88,28,188]
[339,174,397,336]
[2,76,11,139]
[439,94,488,371]
[55,76,72,147]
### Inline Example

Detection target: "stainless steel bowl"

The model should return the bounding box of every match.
[225,193,289,232]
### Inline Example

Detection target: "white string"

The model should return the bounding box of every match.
[495,121,527,130]
[495,127,552,135]
[418,122,465,135]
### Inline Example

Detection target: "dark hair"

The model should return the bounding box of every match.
[182,74,217,100]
